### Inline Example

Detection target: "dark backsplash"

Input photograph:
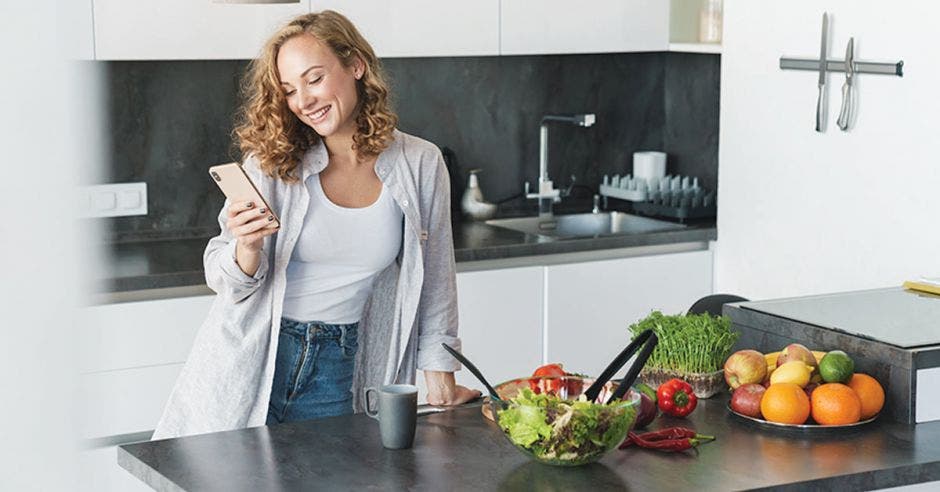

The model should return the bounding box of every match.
[100,52,719,240]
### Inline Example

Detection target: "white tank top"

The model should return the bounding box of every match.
[282,173,403,323]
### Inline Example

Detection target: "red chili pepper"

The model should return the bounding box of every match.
[620,431,715,452]
[618,427,714,450]
[656,379,698,417]
[635,427,699,441]
[528,363,566,394]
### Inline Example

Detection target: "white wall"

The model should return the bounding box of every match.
[716,0,940,300]
[1,2,105,489]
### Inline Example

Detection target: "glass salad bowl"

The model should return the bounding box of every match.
[488,376,641,466]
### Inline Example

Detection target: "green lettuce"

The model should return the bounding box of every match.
[496,388,637,464]
[497,389,553,447]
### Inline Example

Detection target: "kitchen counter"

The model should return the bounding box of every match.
[97,217,716,294]
[118,394,940,491]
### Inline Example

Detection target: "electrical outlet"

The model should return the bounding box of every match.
[80,182,148,218]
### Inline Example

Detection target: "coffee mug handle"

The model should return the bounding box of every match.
[364,387,379,419]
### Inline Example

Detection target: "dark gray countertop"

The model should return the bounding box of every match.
[118,394,940,491]
[97,212,716,293]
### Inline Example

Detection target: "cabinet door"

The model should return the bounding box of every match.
[545,250,712,377]
[418,266,543,403]
[79,295,214,373]
[78,295,213,438]
[93,0,309,60]
[315,1,500,57]
[500,0,669,55]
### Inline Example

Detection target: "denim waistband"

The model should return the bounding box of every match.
[279,318,359,340]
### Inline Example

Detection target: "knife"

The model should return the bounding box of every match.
[815,13,829,132]
[836,37,856,131]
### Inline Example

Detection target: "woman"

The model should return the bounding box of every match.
[153,11,479,439]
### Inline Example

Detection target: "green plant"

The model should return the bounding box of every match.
[629,311,738,374]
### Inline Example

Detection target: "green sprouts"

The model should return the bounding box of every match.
[629,311,738,374]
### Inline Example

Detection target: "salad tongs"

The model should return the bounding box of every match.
[442,342,503,403]
[583,329,659,404]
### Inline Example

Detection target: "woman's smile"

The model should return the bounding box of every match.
[305,104,331,124]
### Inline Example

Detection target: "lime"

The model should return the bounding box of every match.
[819,351,855,383]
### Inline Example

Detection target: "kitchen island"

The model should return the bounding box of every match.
[118,395,940,491]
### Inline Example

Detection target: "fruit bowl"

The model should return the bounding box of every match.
[485,376,641,466]
[727,405,878,433]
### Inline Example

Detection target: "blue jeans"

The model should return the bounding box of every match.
[266,318,359,424]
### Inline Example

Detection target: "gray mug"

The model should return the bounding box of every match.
[364,384,418,449]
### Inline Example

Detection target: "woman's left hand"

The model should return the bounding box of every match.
[424,371,482,406]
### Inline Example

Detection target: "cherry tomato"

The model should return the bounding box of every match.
[529,363,566,394]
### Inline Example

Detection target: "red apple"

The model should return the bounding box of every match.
[803,382,819,399]
[731,384,766,418]
[777,343,818,370]
[724,350,768,389]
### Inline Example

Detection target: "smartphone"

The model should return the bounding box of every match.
[208,162,280,229]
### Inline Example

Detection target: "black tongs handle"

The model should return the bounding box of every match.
[441,343,502,403]
[583,330,659,404]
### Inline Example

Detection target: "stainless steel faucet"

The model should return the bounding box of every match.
[526,113,595,218]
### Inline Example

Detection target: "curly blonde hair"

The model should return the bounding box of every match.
[234,11,398,182]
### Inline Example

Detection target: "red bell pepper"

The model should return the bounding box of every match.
[528,363,566,394]
[656,378,698,417]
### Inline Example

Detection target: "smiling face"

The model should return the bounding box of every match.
[277,33,363,140]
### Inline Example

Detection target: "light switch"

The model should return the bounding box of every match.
[92,192,117,211]
[119,190,142,209]
[80,183,148,218]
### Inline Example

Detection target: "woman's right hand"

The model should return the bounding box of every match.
[227,201,279,275]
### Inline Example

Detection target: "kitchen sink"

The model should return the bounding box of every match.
[486,211,685,238]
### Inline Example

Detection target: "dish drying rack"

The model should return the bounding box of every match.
[600,174,716,223]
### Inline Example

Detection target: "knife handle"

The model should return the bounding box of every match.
[815,84,826,132]
[836,82,850,131]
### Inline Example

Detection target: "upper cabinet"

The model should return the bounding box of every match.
[500,0,670,55]
[89,0,720,60]
[315,1,500,58]
[93,0,310,60]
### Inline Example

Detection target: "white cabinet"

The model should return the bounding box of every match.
[86,0,706,59]
[500,0,669,55]
[93,0,309,60]
[418,266,543,403]
[315,1,500,57]
[91,0,497,60]
[78,294,214,438]
[545,249,713,377]
[453,266,544,390]
[77,294,213,492]
[438,246,713,399]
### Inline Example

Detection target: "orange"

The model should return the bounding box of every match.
[761,383,811,425]
[811,383,862,425]
[848,373,885,419]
